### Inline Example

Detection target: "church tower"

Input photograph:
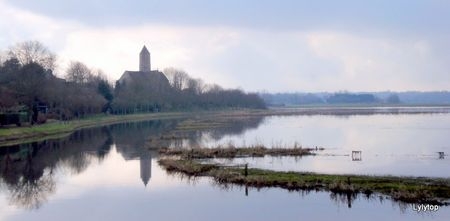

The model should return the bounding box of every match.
[139,45,151,72]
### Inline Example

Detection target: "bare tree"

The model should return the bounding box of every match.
[92,69,108,82]
[66,61,92,84]
[163,67,189,91]
[0,52,5,66]
[205,84,223,93]
[8,41,56,71]
[187,78,204,95]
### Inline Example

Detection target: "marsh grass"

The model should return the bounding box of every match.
[159,143,322,159]
[158,158,450,205]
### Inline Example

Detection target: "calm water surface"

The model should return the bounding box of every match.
[202,114,450,177]
[0,112,449,220]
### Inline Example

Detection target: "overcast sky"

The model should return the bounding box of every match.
[1,0,449,92]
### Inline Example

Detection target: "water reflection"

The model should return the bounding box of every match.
[0,114,448,220]
[0,116,265,209]
[140,151,151,187]
[207,178,415,214]
[0,126,113,209]
[159,116,265,148]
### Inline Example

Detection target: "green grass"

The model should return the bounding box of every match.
[0,112,192,146]
[158,158,450,205]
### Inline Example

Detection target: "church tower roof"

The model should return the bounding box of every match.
[139,45,151,72]
[140,45,149,55]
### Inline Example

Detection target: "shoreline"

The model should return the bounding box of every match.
[0,111,192,147]
[1,106,450,147]
[0,109,267,147]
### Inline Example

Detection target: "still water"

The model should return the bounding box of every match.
[0,112,449,220]
[201,114,450,177]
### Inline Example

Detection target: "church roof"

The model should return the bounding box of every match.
[118,71,168,84]
[140,45,149,55]
[117,70,171,94]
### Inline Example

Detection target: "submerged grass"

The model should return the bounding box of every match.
[158,157,450,205]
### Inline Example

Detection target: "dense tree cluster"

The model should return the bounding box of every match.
[0,41,111,121]
[111,68,265,114]
[0,41,265,124]
[161,68,265,111]
[164,68,265,109]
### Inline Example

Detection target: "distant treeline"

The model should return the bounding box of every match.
[259,91,450,106]
[0,41,265,123]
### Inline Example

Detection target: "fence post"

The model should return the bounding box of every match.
[244,163,248,177]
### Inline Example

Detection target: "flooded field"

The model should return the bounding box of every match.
[198,114,450,177]
[0,110,449,220]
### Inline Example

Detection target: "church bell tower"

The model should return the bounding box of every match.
[139,45,151,72]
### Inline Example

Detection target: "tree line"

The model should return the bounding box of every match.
[259,92,402,106]
[0,41,265,123]
[112,67,265,114]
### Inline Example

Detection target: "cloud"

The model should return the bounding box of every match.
[5,0,450,35]
[58,25,244,85]
[1,0,449,92]
[0,1,80,50]
[306,32,450,91]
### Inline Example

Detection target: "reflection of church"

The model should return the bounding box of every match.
[109,120,179,187]
[140,151,151,187]
[115,144,152,187]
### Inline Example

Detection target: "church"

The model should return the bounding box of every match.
[117,45,170,91]
[114,45,172,112]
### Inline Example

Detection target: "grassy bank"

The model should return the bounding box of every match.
[0,112,192,146]
[158,158,450,205]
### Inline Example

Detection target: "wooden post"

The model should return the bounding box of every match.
[244,163,248,177]
[188,149,194,159]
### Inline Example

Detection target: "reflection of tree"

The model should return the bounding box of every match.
[111,120,179,158]
[8,169,55,210]
[154,116,265,148]
[207,116,265,140]
[0,126,113,210]
[0,116,265,210]
[97,128,113,161]
[64,152,92,174]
